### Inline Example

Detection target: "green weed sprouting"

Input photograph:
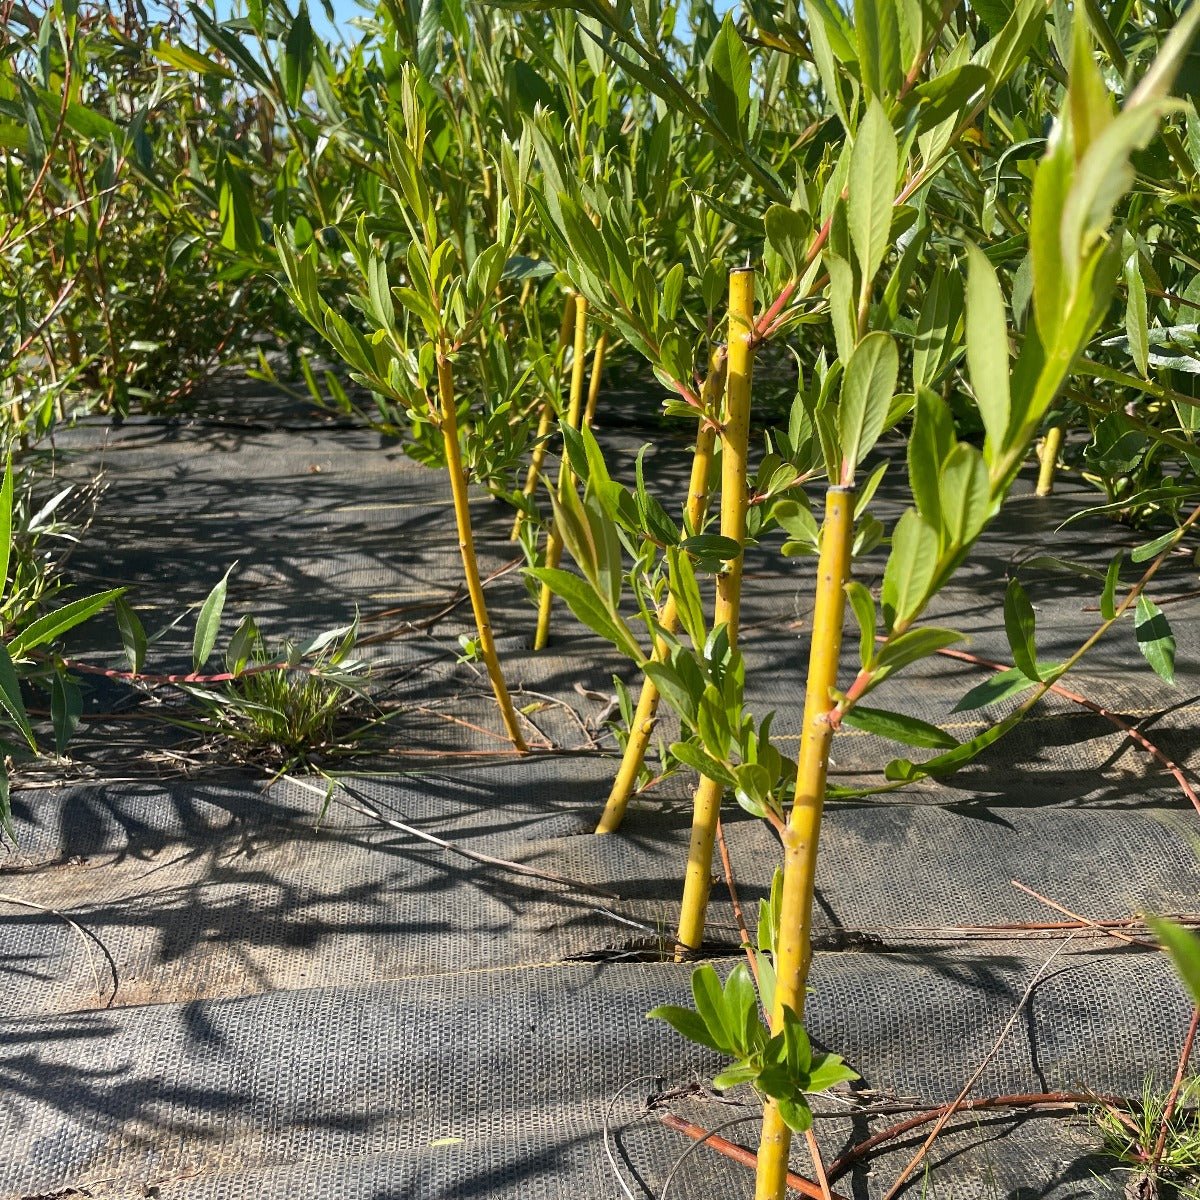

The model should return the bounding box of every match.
[1097,1075,1200,1195]
[175,616,370,773]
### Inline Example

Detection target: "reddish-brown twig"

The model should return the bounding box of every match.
[825,1091,1121,1182]
[716,818,757,980]
[879,937,1076,1199]
[658,1112,848,1200]
[1149,1005,1200,1172]
[59,656,317,686]
[934,645,1200,817]
[1010,880,1159,949]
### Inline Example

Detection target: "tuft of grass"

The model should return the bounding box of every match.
[177,619,373,774]
[1097,1077,1200,1198]
[222,663,358,758]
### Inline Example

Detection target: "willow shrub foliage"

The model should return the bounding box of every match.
[12,0,1200,1189]
[0,2,375,831]
[0,2,310,441]
[183,0,1200,1164]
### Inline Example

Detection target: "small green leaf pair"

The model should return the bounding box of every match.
[649,962,858,1132]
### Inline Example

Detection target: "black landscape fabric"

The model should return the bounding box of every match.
[1,379,1197,1198]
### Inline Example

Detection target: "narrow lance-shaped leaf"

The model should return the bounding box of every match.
[912,269,961,393]
[193,566,234,671]
[706,15,752,140]
[952,664,1054,712]
[1002,577,1040,681]
[646,1003,727,1054]
[691,962,737,1054]
[668,548,707,649]
[937,443,990,548]
[51,671,82,757]
[1148,918,1200,1006]
[0,761,11,840]
[1131,528,1180,565]
[114,597,147,674]
[722,963,761,1054]
[848,99,898,286]
[670,739,740,790]
[838,331,898,477]
[871,625,964,677]
[885,710,1019,782]
[841,705,960,749]
[283,1,315,108]
[907,388,953,524]
[844,580,876,668]
[0,453,12,604]
[881,509,939,632]
[965,243,1011,455]
[9,589,124,659]
[1124,249,1149,379]
[526,568,644,662]
[855,0,901,97]
[1134,594,1175,685]
[0,645,35,750]
[1100,553,1122,621]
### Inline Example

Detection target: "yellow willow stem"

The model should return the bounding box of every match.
[583,331,609,429]
[436,347,529,753]
[533,295,590,651]
[1035,425,1065,497]
[754,486,855,1200]
[594,351,727,836]
[511,292,577,541]
[676,267,755,954]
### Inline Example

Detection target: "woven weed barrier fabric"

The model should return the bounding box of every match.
[1,378,1197,1198]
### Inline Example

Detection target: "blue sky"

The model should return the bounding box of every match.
[305,0,363,39]
[214,0,737,42]
[213,0,364,41]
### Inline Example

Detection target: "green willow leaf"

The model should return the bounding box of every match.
[1002,577,1040,681]
[647,1004,727,1054]
[881,509,939,632]
[527,568,642,662]
[50,671,82,757]
[9,589,124,659]
[907,388,953,524]
[0,645,35,750]
[938,443,990,547]
[671,739,739,790]
[841,705,959,749]
[872,626,963,676]
[952,665,1039,712]
[965,243,1011,452]
[1100,553,1123,621]
[1124,250,1149,379]
[0,453,12,603]
[691,963,736,1054]
[855,0,901,97]
[1130,528,1179,564]
[1148,918,1200,1005]
[192,568,234,671]
[113,597,147,675]
[838,331,898,474]
[844,580,877,669]
[283,2,315,108]
[1134,594,1175,685]
[848,99,897,285]
[707,14,752,139]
